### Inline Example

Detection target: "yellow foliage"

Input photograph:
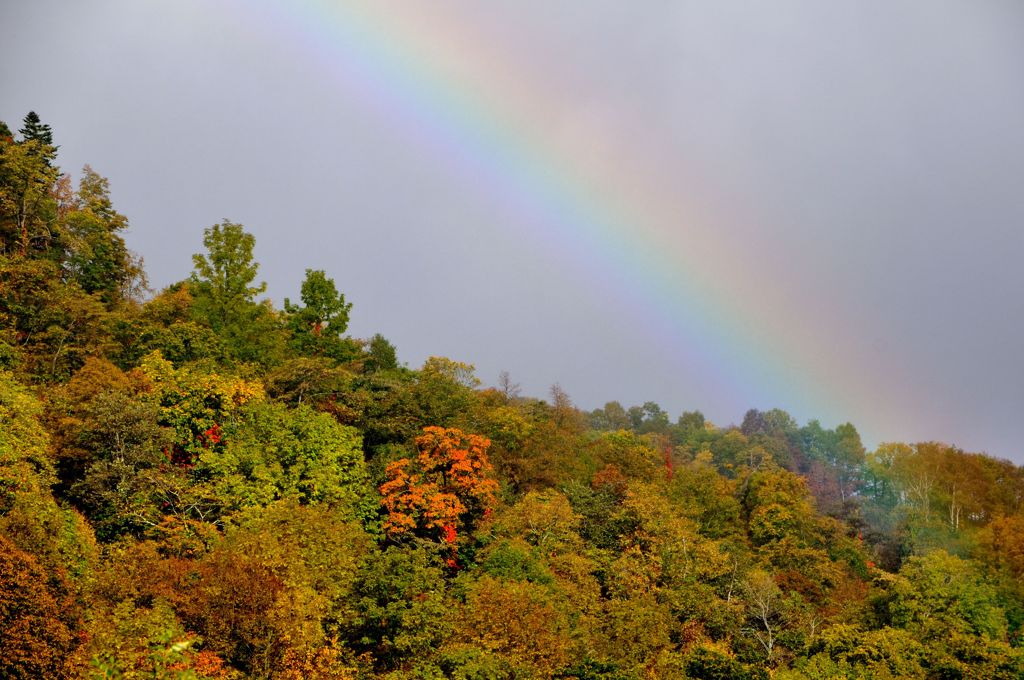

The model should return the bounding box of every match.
[137,351,264,459]
[455,576,573,676]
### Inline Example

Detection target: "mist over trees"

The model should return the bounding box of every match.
[2,114,1023,678]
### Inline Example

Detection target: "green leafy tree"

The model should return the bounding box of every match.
[345,544,452,671]
[82,600,219,680]
[265,356,350,407]
[190,220,284,365]
[876,550,1009,640]
[198,400,378,527]
[587,401,631,431]
[283,268,355,361]
[190,220,263,315]
[328,369,423,452]
[0,370,53,495]
[61,166,143,304]
[0,130,59,256]
[407,356,480,428]
[366,333,398,372]
[685,646,768,680]
[114,285,224,367]
[66,390,172,540]
[636,401,670,434]
[798,421,866,512]
[0,257,115,381]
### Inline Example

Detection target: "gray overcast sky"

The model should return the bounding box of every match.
[3,1,1023,461]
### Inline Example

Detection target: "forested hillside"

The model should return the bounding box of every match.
[2,113,1023,679]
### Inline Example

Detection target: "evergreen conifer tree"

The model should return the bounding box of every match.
[19,111,53,145]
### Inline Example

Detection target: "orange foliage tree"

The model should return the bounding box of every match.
[380,427,498,545]
[0,535,77,679]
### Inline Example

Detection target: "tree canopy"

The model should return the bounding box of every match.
[1,112,1023,678]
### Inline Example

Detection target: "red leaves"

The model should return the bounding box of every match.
[203,424,222,445]
[442,524,458,544]
[166,443,195,467]
[163,424,221,467]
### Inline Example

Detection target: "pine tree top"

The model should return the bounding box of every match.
[20,111,54,146]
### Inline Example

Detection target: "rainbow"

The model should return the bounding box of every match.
[235,0,908,441]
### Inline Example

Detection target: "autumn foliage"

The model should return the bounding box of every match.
[0,535,77,679]
[4,115,1024,677]
[380,426,498,540]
